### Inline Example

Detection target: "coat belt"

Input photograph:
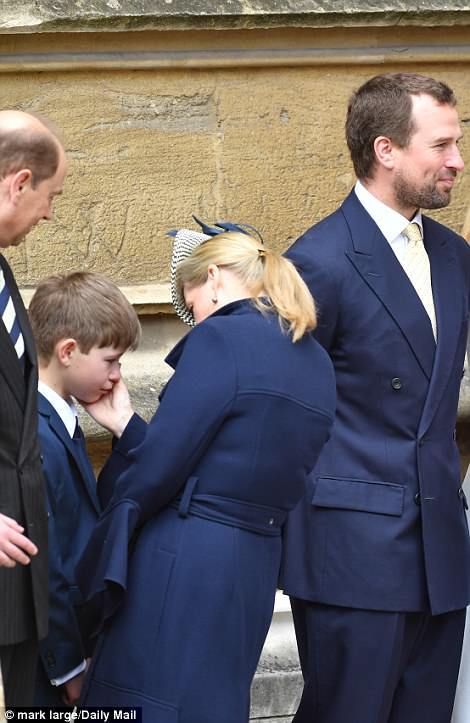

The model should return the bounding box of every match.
[171,476,286,536]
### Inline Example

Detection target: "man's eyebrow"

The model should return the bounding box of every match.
[432,132,463,144]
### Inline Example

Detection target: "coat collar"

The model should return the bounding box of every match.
[165,298,257,370]
[38,392,100,513]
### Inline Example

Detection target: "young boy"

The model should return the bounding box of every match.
[28,271,143,707]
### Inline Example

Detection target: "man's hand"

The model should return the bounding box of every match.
[79,379,134,438]
[0,513,38,567]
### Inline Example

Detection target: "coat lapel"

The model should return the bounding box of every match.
[38,394,100,514]
[0,255,26,408]
[342,192,436,380]
[0,254,43,466]
[418,219,466,435]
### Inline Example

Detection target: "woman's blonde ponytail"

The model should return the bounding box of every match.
[176,231,316,342]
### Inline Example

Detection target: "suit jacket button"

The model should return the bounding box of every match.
[414,492,421,506]
[268,518,275,525]
[391,377,402,390]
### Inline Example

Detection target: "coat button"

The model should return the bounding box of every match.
[414,493,421,506]
[268,518,275,526]
[391,377,403,390]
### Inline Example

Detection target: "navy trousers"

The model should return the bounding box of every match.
[291,598,465,723]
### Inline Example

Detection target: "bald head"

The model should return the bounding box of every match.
[0,110,63,187]
[0,110,57,132]
[0,110,67,248]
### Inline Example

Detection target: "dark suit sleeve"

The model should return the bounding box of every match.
[76,321,237,629]
[286,231,342,351]
[38,433,85,683]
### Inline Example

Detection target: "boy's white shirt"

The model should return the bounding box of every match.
[38,380,77,438]
[38,380,87,687]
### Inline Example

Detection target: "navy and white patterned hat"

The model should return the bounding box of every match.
[169,227,211,326]
[168,216,263,326]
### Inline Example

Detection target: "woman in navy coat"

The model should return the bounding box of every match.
[77,229,336,721]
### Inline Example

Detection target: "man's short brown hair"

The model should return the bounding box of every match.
[29,271,141,362]
[346,73,456,180]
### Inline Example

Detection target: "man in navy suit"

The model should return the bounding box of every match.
[280,73,470,723]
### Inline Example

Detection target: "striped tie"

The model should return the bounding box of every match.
[0,268,25,363]
[400,222,437,341]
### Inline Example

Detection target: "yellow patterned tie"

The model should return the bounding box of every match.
[401,222,437,341]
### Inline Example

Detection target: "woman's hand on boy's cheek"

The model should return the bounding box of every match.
[79,378,134,438]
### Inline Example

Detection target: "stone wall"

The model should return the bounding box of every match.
[2,3,470,719]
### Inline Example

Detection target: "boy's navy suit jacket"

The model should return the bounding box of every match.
[35,393,146,704]
[280,190,470,615]
[35,392,101,699]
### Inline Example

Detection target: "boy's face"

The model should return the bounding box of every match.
[67,344,123,403]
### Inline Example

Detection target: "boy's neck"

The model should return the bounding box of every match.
[38,364,72,403]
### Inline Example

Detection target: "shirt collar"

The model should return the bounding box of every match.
[38,380,78,438]
[354,180,423,243]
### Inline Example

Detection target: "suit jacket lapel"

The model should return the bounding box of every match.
[342,192,436,380]
[0,254,44,466]
[418,219,465,435]
[0,255,27,408]
[38,394,101,514]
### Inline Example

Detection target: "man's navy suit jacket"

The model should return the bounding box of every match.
[280,190,470,615]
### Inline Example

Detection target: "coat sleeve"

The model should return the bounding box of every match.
[76,321,237,632]
[96,413,147,508]
[38,431,85,682]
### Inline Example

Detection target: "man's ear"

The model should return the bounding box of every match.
[56,338,78,367]
[373,136,396,170]
[10,169,32,204]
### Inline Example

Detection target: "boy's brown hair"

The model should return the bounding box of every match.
[29,271,141,362]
